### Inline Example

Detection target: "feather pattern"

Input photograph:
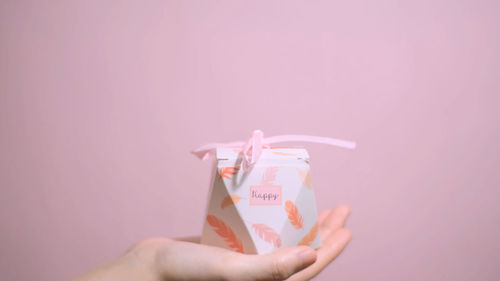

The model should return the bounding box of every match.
[260,166,278,185]
[206,215,244,253]
[298,221,319,246]
[220,166,239,179]
[297,169,313,189]
[285,200,303,229]
[220,195,242,210]
[252,224,282,248]
[272,151,297,156]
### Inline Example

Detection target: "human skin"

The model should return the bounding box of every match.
[69,205,352,281]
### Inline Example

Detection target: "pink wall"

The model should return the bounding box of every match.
[1,1,499,280]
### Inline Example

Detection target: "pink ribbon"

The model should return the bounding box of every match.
[192,130,356,171]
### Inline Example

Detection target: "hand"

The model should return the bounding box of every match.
[69,205,352,281]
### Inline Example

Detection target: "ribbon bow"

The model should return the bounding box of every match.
[192,130,356,171]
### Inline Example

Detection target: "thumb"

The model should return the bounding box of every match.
[230,246,317,281]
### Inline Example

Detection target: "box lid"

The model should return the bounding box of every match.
[216,147,309,160]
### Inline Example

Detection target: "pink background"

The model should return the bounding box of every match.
[1,1,499,280]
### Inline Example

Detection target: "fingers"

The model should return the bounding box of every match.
[319,205,350,238]
[315,228,352,272]
[286,205,352,281]
[226,246,317,281]
[286,228,352,281]
[317,209,332,225]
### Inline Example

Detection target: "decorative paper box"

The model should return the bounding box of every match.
[200,147,321,254]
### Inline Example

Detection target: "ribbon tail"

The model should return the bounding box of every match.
[264,135,356,149]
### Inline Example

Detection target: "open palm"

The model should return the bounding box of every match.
[70,205,351,281]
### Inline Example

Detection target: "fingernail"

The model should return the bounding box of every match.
[297,248,317,267]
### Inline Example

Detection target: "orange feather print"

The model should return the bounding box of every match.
[252,224,282,248]
[220,166,239,179]
[206,215,244,253]
[298,221,319,246]
[261,166,278,185]
[272,151,297,156]
[297,169,313,189]
[220,195,242,210]
[284,200,303,229]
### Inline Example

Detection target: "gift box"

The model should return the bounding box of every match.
[193,130,355,254]
[200,147,320,254]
